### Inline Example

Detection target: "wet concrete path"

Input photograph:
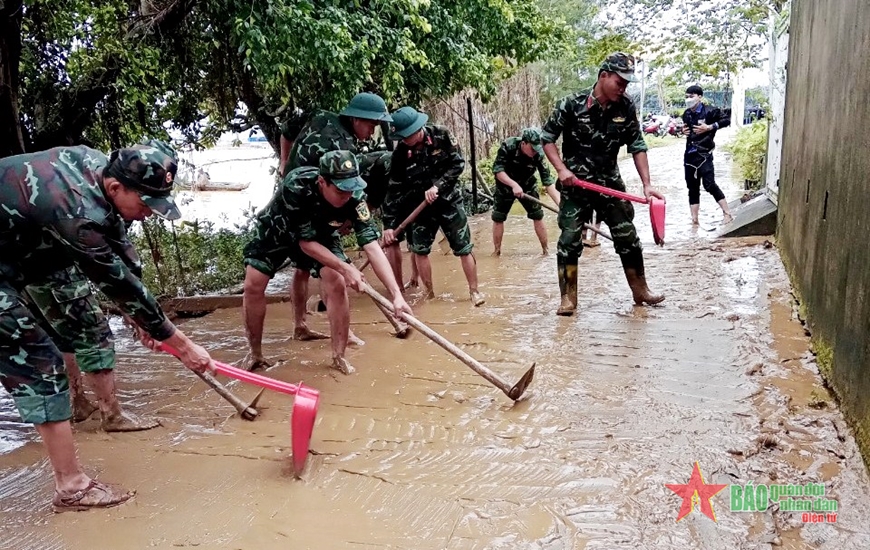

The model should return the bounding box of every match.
[2,138,869,549]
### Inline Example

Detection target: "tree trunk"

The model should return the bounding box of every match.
[0,0,25,158]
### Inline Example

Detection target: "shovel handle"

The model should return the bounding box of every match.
[157,343,303,397]
[566,178,649,205]
[194,370,259,420]
[360,282,526,399]
[360,199,429,272]
[519,193,612,241]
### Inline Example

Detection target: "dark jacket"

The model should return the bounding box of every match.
[682,103,730,155]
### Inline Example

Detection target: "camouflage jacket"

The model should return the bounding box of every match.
[286,110,383,172]
[542,90,647,189]
[382,125,465,229]
[253,166,380,249]
[0,146,174,340]
[286,110,390,208]
[492,136,556,194]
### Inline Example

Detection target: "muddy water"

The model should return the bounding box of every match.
[2,139,870,549]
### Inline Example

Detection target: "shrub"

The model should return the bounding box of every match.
[724,119,769,188]
[130,211,257,297]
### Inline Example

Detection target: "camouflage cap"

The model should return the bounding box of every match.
[521,128,542,145]
[105,140,181,220]
[340,92,393,122]
[320,150,367,192]
[600,52,638,83]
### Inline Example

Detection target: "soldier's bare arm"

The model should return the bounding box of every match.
[361,241,413,317]
[52,218,215,373]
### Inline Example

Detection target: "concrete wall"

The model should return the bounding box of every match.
[778,0,870,466]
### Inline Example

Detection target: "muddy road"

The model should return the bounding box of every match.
[2,138,869,549]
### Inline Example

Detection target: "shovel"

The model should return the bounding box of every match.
[519,193,612,241]
[563,178,666,245]
[359,199,429,272]
[360,282,535,401]
[157,343,320,478]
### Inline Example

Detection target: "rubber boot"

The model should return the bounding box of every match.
[620,250,665,305]
[556,260,578,316]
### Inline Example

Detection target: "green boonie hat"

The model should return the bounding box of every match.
[340,92,393,122]
[600,52,638,83]
[106,140,181,220]
[389,106,428,140]
[320,150,367,193]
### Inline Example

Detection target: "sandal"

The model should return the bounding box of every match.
[52,479,134,513]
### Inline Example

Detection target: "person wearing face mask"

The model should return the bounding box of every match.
[541,52,666,315]
[242,93,395,371]
[681,85,733,225]
[0,141,216,511]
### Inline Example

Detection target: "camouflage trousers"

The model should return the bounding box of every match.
[409,199,473,256]
[557,188,642,265]
[244,233,349,280]
[0,279,71,424]
[491,179,545,223]
[25,265,115,374]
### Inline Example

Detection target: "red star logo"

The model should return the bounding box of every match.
[665,462,728,522]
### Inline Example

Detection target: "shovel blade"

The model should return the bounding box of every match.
[507,362,536,401]
[649,198,666,245]
[292,383,320,478]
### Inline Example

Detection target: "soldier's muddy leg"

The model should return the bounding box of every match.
[408,214,440,299]
[555,192,590,316]
[290,269,329,340]
[318,266,354,375]
[600,198,664,305]
[439,202,484,306]
[0,281,132,506]
[25,266,159,432]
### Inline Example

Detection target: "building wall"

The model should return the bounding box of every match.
[778,0,870,466]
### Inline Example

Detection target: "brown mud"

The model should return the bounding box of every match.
[1,140,869,549]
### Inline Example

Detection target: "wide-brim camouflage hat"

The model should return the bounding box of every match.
[389,107,428,140]
[600,52,639,83]
[321,150,367,192]
[340,92,393,122]
[141,194,182,221]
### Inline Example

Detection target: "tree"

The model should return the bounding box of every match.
[534,0,635,112]
[0,0,569,158]
[609,0,788,85]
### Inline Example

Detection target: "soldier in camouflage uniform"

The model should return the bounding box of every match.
[243,93,394,369]
[381,107,485,306]
[0,142,215,511]
[491,128,560,256]
[242,151,412,375]
[542,52,666,315]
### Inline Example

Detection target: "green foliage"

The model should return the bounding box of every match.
[131,216,256,297]
[534,0,635,112]
[724,119,768,187]
[12,0,570,153]
[611,0,789,86]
